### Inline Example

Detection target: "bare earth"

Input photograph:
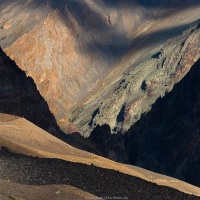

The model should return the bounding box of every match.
[0,113,199,198]
[0,179,101,200]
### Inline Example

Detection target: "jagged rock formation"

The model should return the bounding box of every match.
[86,57,200,188]
[2,0,152,132]
[1,0,199,134]
[0,47,60,136]
[125,58,200,187]
[0,0,200,189]
[73,20,200,136]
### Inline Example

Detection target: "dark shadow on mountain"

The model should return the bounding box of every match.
[0,47,60,137]
[128,19,200,54]
[1,149,200,200]
[56,0,129,62]
[9,0,200,67]
[50,1,200,67]
[0,47,89,147]
[88,124,128,163]
[88,108,100,126]
[125,58,200,187]
[100,0,200,8]
[117,104,125,123]
[0,45,100,156]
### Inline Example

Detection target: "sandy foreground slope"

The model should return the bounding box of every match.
[0,179,102,200]
[0,113,199,197]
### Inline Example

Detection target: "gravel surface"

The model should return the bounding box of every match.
[0,149,200,200]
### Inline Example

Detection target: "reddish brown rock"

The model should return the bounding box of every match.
[0,0,200,136]
[0,47,60,137]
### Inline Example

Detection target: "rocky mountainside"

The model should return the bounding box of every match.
[0,0,200,192]
[86,57,200,187]
[74,21,200,136]
[0,47,60,136]
[1,0,199,134]
[125,58,200,187]
[2,0,152,132]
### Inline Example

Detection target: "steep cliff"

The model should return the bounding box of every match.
[1,0,199,134]
[0,47,60,136]
[2,0,152,132]
[125,58,200,187]
[73,20,200,136]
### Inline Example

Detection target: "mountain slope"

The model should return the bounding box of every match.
[1,0,199,133]
[0,179,101,200]
[0,114,200,196]
[1,149,200,200]
[0,47,60,136]
[0,0,200,194]
[125,58,200,187]
[2,0,151,131]
[73,18,200,136]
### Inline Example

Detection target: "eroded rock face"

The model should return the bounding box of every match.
[125,58,200,187]
[0,0,200,135]
[3,0,198,133]
[0,0,200,138]
[73,22,200,136]
[2,0,154,132]
[0,0,53,48]
[0,0,199,188]
[0,47,60,136]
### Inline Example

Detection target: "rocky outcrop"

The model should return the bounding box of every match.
[0,47,60,136]
[0,0,200,190]
[86,57,200,188]
[2,0,199,134]
[2,0,153,132]
[125,58,200,187]
[73,20,200,136]
[0,1,199,136]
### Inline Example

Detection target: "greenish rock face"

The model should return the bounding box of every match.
[125,58,200,187]
[73,22,200,137]
[0,0,200,195]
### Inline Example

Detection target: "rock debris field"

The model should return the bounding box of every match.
[0,149,200,200]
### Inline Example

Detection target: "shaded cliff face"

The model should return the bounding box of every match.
[125,58,200,187]
[88,124,128,163]
[0,0,199,191]
[0,47,60,136]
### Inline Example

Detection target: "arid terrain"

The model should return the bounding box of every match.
[1,0,199,134]
[0,114,200,199]
[0,0,200,199]
[125,58,200,186]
